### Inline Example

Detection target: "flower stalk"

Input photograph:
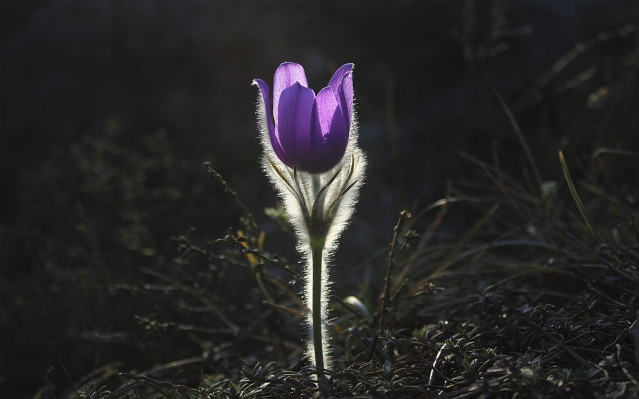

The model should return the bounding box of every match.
[310,241,325,372]
[253,62,366,372]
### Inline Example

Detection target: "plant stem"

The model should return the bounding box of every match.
[311,243,325,373]
[379,210,411,331]
[368,210,410,362]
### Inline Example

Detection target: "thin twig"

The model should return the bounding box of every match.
[203,162,257,233]
[57,358,78,393]
[368,210,411,361]
[380,210,411,331]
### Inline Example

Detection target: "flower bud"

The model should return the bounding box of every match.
[254,62,353,174]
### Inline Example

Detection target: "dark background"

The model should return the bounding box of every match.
[1,0,638,397]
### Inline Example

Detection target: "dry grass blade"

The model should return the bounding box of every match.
[485,77,543,194]
[558,151,604,245]
[440,203,500,268]
[593,148,639,159]
[262,301,303,318]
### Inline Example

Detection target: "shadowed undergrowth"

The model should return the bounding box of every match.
[5,16,638,398]
[35,136,639,398]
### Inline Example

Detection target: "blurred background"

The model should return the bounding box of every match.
[1,0,638,397]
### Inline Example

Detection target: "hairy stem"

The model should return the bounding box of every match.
[310,242,325,373]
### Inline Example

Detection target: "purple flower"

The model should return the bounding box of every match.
[254,62,354,174]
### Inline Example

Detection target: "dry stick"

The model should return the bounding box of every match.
[367,210,411,361]
[203,162,257,234]
[395,197,450,289]
[380,210,411,330]
[203,162,279,315]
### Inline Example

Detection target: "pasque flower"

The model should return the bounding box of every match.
[253,62,366,374]
[254,62,353,174]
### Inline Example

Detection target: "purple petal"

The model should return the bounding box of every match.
[277,82,315,168]
[307,87,348,173]
[273,63,308,125]
[327,63,354,97]
[338,71,354,127]
[253,79,288,164]
[312,87,341,138]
